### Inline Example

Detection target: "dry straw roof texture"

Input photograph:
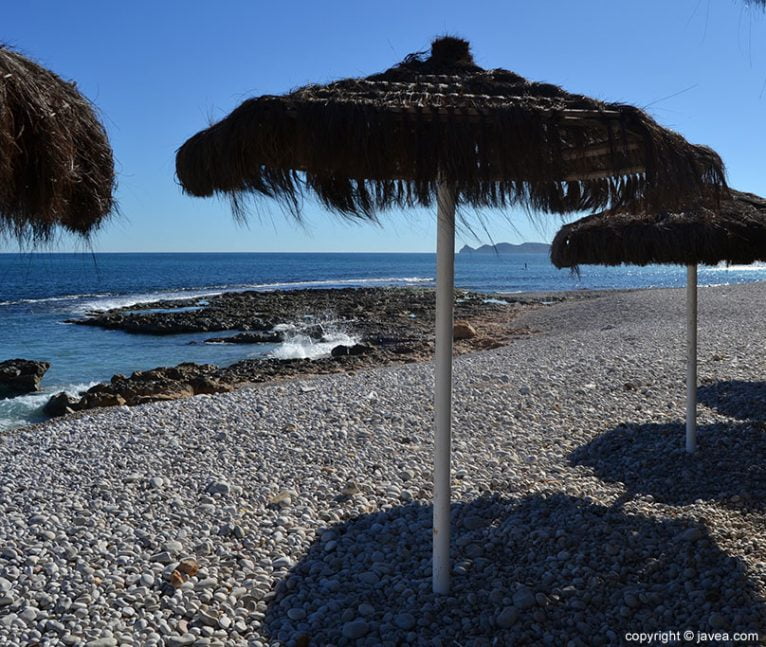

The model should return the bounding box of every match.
[550,190,766,269]
[0,45,115,244]
[176,36,725,221]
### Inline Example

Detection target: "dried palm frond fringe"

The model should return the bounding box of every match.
[176,36,726,221]
[550,190,766,269]
[0,45,115,244]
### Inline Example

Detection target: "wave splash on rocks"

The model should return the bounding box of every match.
[270,321,360,361]
[38,287,542,419]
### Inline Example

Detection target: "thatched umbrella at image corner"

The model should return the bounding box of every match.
[0,45,115,244]
[551,189,766,454]
[175,36,726,594]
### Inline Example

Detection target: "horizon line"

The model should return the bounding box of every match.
[0,250,436,255]
[0,246,550,255]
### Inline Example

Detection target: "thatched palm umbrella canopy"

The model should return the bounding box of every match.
[0,45,115,243]
[551,189,766,454]
[176,36,726,595]
[551,190,766,268]
[177,36,724,218]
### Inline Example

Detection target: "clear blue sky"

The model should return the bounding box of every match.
[4,1,765,252]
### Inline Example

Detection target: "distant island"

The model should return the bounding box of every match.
[458,242,551,254]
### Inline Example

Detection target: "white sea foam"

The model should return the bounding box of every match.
[705,262,766,272]
[0,293,108,307]
[249,276,432,290]
[270,332,360,360]
[0,382,98,432]
[70,276,433,315]
[5,278,432,313]
[71,291,222,314]
[269,320,360,360]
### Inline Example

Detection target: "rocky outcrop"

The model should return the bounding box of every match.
[204,324,330,345]
[92,364,232,405]
[459,242,550,254]
[43,351,385,418]
[70,310,274,335]
[42,392,79,417]
[44,363,234,416]
[67,287,505,340]
[46,287,543,418]
[330,344,373,357]
[453,321,477,340]
[204,331,284,344]
[0,359,50,398]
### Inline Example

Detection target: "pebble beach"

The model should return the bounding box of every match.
[1,282,766,646]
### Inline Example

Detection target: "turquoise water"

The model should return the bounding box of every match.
[1,251,765,429]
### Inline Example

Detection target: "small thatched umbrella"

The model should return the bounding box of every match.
[551,189,766,453]
[0,45,115,244]
[176,36,725,593]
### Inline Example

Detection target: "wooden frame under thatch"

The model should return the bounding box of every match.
[0,45,115,244]
[550,190,766,269]
[176,37,725,220]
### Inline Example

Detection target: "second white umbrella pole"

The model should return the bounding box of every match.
[686,264,698,453]
[433,180,456,594]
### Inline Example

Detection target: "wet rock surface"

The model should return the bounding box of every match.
[203,332,285,344]
[0,359,50,398]
[49,287,544,416]
[68,287,536,340]
[329,344,373,357]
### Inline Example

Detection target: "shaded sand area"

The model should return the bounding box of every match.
[1,283,766,645]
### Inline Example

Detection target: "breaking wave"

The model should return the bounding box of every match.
[0,382,98,432]
[270,321,360,360]
[28,276,434,315]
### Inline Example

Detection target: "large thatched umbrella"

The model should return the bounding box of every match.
[176,36,725,593]
[551,189,766,453]
[0,45,115,244]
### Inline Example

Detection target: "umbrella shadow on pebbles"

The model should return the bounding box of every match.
[698,380,766,422]
[263,494,764,646]
[570,421,766,507]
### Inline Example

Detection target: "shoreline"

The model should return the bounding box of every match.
[31,286,547,421]
[5,279,766,429]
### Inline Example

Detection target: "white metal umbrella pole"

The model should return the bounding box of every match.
[686,264,698,453]
[433,180,456,594]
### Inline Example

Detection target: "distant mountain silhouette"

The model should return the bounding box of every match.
[458,242,550,254]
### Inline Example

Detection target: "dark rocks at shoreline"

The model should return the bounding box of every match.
[65,287,511,340]
[203,324,330,345]
[0,359,50,398]
[43,392,82,417]
[453,321,477,340]
[204,331,285,344]
[45,363,233,416]
[71,312,276,335]
[44,352,383,417]
[44,321,530,418]
[46,287,545,418]
[330,344,373,357]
